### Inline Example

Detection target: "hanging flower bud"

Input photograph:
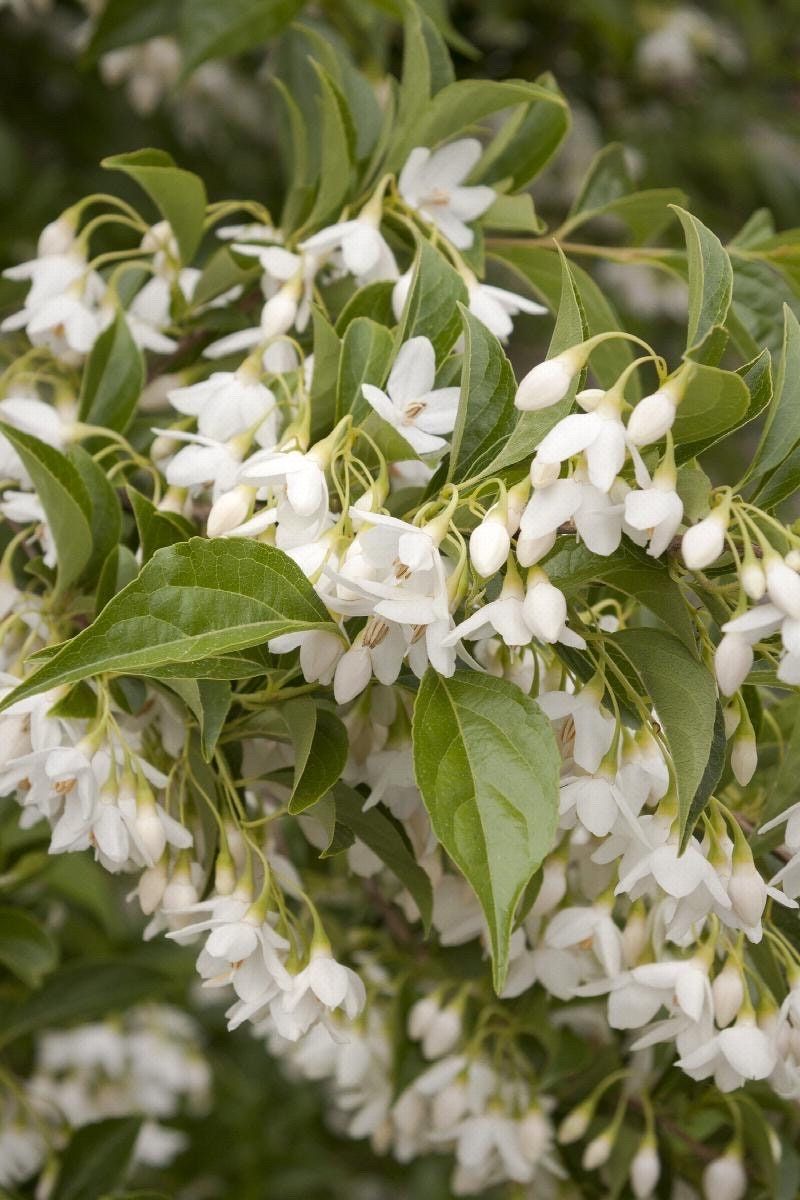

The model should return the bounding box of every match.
[558,1101,593,1144]
[515,346,585,412]
[530,457,560,488]
[728,855,766,927]
[682,507,729,570]
[133,776,166,866]
[741,560,766,600]
[626,377,684,447]
[136,858,168,915]
[630,1137,660,1199]
[712,957,745,1027]
[730,716,757,786]
[765,554,800,619]
[582,1129,614,1170]
[714,633,753,696]
[470,510,511,577]
[207,484,255,538]
[702,1149,747,1200]
[524,570,567,643]
[575,387,605,411]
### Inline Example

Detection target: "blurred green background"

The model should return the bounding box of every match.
[0,2,798,1196]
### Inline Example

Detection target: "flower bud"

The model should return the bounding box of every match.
[207,484,253,538]
[518,1107,550,1162]
[333,644,372,704]
[261,286,299,338]
[766,555,800,620]
[470,514,511,577]
[432,1081,467,1131]
[730,723,757,787]
[300,630,344,685]
[575,387,605,412]
[582,1130,613,1170]
[422,1006,462,1060]
[530,856,567,917]
[712,958,745,1027]
[391,271,412,322]
[38,213,77,256]
[516,530,556,567]
[215,850,237,896]
[558,1101,592,1144]
[515,348,583,412]
[682,509,728,570]
[137,859,168,915]
[524,574,566,643]
[626,380,681,447]
[622,904,649,967]
[741,560,766,600]
[702,1150,747,1200]
[162,862,199,916]
[630,1139,660,1199]
[714,634,753,696]
[408,995,438,1041]
[728,857,766,927]
[530,457,560,488]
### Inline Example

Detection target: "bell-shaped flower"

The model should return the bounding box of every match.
[361,336,459,455]
[677,1014,777,1091]
[300,217,398,283]
[537,680,616,773]
[623,462,684,558]
[167,366,276,442]
[520,472,624,558]
[531,394,628,493]
[466,277,546,341]
[398,139,495,250]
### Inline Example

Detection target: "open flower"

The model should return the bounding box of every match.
[398,139,495,250]
[361,337,459,455]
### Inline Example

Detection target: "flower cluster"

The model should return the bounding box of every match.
[1,51,800,1199]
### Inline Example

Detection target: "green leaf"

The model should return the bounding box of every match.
[78,310,144,432]
[0,422,93,596]
[68,446,123,585]
[752,305,800,478]
[679,703,727,849]
[488,242,633,389]
[476,72,570,189]
[412,670,560,990]
[0,539,336,713]
[335,282,396,334]
[193,246,260,308]
[179,0,303,72]
[166,678,231,761]
[297,63,354,234]
[334,782,433,930]
[396,236,468,359]
[672,363,750,448]
[102,149,207,263]
[609,629,718,838]
[482,193,543,234]
[283,699,349,814]
[0,959,166,1048]
[96,544,139,613]
[127,485,192,562]
[51,1117,142,1200]
[568,143,634,220]
[309,307,341,441]
[386,4,453,169]
[671,205,733,352]
[338,316,395,422]
[675,352,771,463]
[544,537,697,653]
[84,0,177,59]
[0,906,58,987]
[416,78,566,151]
[448,306,516,483]
[563,144,684,244]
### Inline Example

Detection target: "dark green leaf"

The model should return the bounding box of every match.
[0,906,58,987]
[672,205,733,352]
[78,311,144,432]
[0,539,336,712]
[179,0,303,72]
[412,670,560,990]
[396,236,468,359]
[334,782,433,930]
[51,1118,141,1200]
[284,699,349,814]
[103,149,207,263]
[448,305,516,483]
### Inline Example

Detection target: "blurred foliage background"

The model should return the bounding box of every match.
[0,2,798,1197]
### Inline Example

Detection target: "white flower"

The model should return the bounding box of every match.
[300,217,397,283]
[398,139,495,250]
[545,904,623,977]
[269,629,344,685]
[714,633,753,695]
[623,472,683,558]
[161,431,246,500]
[630,1141,660,1199]
[167,368,276,442]
[519,474,624,558]
[444,568,532,648]
[537,682,616,773]
[466,279,546,341]
[523,570,585,647]
[678,1015,776,1091]
[361,337,459,455]
[531,396,627,493]
[284,948,366,1020]
[408,996,463,1060]
[765,555,800,619]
